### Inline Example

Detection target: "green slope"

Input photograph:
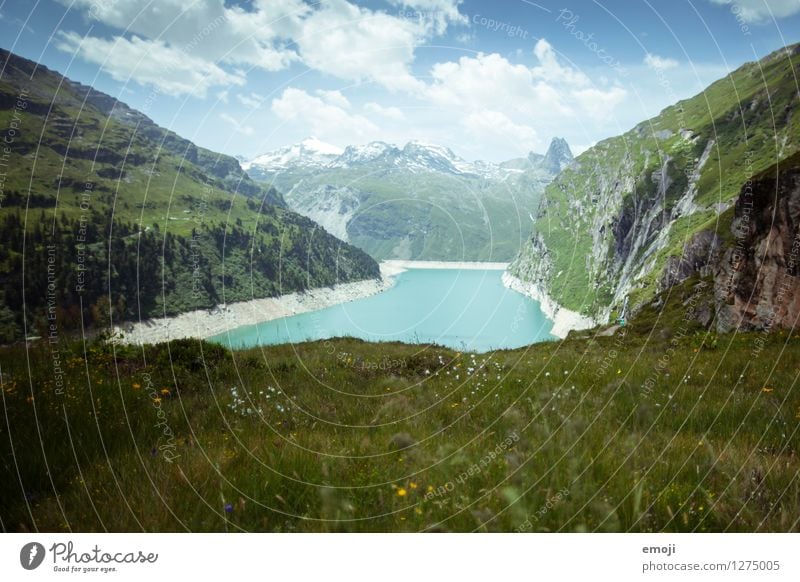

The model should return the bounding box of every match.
[2,330,798,531]
[509,43,800,320]
[0,48,379,342]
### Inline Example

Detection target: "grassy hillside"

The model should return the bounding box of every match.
[1,325,797,532]
[509,43,800,319]
[0,48,379,341]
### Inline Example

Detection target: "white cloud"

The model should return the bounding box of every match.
[237,92,265,109]
[461,110,540,152]
[413,38,629,160]
[296,0,427,93]
[271,87,377,140]
[572,87,628,122]
[364,102,405,120]
[427,52,544,114]
[60,0,303,69]
[49,2,648,162]
[56,0,467,95]
[425,39,624,122]
[220,112,254,136]
[710,0,800,23]
[644,53,679,70]
[55,31,245,97]
[387,0,468,34]
[531,38,591,88]
[316,89,351,109]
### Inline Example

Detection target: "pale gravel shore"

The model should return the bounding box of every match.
[114,260,515,345]
[501,272,597,339]
[115,264,400,345]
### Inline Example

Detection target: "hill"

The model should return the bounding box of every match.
[508,44,800,327]
[1,329,798,532]
[0,48,379,342]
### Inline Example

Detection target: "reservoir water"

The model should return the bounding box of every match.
[210,268,555,352]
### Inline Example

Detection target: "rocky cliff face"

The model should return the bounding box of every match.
[661,230,722,290]
[714,153,800,332]
[542,137,574,175]
[507,44,800,330]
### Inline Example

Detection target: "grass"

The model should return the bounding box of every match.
[1,326,798,532]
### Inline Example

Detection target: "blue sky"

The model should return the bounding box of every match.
[1,0,798,162]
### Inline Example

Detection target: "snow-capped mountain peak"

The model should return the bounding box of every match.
[331,141,399,167]
[244,137,573,182]
[400,141,474,175]
[299,136,343,156]
[243,137,342,173]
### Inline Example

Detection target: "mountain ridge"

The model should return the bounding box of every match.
[244,137,573,261]
[0,47,379,342]
[507,42,800,332]
[246,136,573,180]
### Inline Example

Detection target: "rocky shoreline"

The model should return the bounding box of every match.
[115,264,402,345]
[501,272,596,339]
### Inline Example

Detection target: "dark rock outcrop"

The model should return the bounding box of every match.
[714,153,800,332]
[542,137,574,174]
[661,230,722,290]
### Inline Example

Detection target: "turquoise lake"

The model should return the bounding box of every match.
[210,268,555,352]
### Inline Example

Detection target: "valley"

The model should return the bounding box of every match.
[244,136,573,261]
[1,33,800,536]
[210,266,555,352]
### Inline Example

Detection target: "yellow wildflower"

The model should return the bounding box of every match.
[397,488,407,497]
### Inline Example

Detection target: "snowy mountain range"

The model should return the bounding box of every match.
[243,137,343,174]
[243,136,573,261]
[244,137,572,182]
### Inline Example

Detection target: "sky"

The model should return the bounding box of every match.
[1,0,799,162]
